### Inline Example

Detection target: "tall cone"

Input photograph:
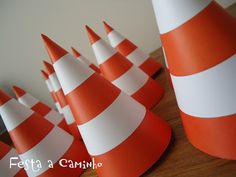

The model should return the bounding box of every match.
[41,34,171,177]
[41,70,63,113]
[0,141,27,177]
[152,0,236,159]
[71,47,101,73]
[43,60,82,140]
[85,26,164,109]
[103,21,162,76]
[0,89,90,176]
[12,85,70,133]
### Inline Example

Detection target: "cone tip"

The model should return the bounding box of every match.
[41,34,68,64]
[103,21,113,33]
[12,86,26,98]
[71,47,81,58]
[85,25,101,44]
[43,60,55,75]
[41,70,49,80]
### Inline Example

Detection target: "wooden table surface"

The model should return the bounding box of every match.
[1,3,235,177]
[81,3,236,177]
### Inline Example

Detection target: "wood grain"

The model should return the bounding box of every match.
[1,3,235,177]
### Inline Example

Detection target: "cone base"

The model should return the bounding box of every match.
[132,78,164,109]
[93,110,171,177]
[39,139,90,177]
[139,57,162,77]
[181,111,236,160]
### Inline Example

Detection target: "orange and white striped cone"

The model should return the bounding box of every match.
[41,70,63,113]
[71,47,101,73]
[43,60,82,140]
[12,85,70,134]
[0,89,90,177]
[103,21,162,77]
[152,0,236,159]
[86,26,164,109]
[0,141,27,177]
[41,34,171,177]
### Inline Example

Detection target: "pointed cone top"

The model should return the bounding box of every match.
[12,86,26,98]
[0,89,12,106]
[85,25,101,44]
[71,47,81,58]
[103,21,114,34]
[41,34,68,64]
[43,60,55,75]
[41,70,49,80]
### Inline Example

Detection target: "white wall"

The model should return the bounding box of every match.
[0,0,235,108]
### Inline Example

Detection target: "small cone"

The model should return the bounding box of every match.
[86,26,164,109]
[43,60,82,140]
[0,141,27,177]
[41,34,171,177]
[71,47,101,73]
[12,85,70,133]
[103,21,162,76]
[0,89,90,176]
[41,70,63,113]
[152,0,236,159]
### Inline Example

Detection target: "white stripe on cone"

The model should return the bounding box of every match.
[172,54,236,118]
[78,92,146,155]
[78,55,92,66]
[44,109,64,125]
[152,0,212,34]
[18,93,39,108]
[0,99,33,131]
[107,30,125,47]
[49,73,62,92]
[126,48,149,66]
[53,53,95,95]
[112,65,148,95]
[92,40,117,65]
[61,105,76,124]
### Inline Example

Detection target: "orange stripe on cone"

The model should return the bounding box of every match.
[160,2,236,76]
[181,111,236,160]
[66,73,121,124]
